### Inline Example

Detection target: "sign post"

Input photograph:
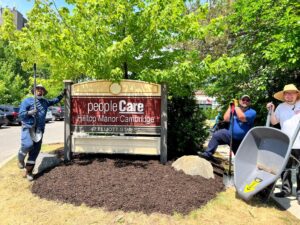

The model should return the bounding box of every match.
[64,80,73,162]
[160,83,167,164]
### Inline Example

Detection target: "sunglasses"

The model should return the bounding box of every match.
[283,91,298,95]
[242,98,250,102]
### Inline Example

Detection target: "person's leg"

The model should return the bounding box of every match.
[297,166,300,204]
[275,156,293,197]
[232,139,242,155]
[25,138,43,181]
[202,129,231,157]
[296,167,300,192]
[293,150,300,204]
[293,150,300,191]
[18,127,33,169]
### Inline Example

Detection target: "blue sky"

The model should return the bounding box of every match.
[0,0,70,18]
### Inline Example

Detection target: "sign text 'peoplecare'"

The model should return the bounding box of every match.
[87,100,144,114]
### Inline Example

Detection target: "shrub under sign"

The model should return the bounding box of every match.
[63,80,167,163]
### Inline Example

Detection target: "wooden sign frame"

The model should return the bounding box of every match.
[63,80,167,164]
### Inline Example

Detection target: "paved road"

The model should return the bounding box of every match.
[0,121,64,165]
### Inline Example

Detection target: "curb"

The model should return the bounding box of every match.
[0,155,15,169]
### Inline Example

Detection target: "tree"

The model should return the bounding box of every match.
[0,8,29,105]
[201,0,300,123]
[229,0,300,92]
[4,0,212,154]
[13,0,208,96]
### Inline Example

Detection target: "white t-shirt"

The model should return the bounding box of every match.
[275,100,300,149]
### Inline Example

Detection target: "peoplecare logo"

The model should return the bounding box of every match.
[87,100,144,114]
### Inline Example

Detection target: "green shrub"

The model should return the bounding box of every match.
[202,107,219,120]
[167,95,209,159]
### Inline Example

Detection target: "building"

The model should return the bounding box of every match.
[194,90,219,109]
[0,7,27,30]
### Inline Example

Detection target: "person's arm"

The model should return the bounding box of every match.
[19,98,35,120]
[47,89,66,106]
[266,102,279,125]
[270,112,279,125]
[223,106,231,122]
[224,104,248,123]
[19,99,28,120]
[234,106,247,122]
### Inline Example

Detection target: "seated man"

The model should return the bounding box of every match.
[200,95,256,162]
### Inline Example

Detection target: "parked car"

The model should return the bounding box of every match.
[0,110,8,127]
[49,106,64,121]
[0,105,20,125]
[45,109,53,123]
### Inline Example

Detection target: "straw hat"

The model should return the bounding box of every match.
[31,84,48,95]
[273,84,299,101]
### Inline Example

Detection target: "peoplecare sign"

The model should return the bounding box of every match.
[71,96,161,127]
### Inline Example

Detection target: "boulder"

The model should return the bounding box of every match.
[172,155,214,179]
[33,152,61,175]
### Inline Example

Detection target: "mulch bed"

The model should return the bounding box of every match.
[32,154,225,215]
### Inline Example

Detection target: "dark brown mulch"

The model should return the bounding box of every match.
[32,154,225,215]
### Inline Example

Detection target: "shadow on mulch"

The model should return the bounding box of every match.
[32,152,225,215]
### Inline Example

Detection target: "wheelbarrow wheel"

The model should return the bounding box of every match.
[257,182,276,203]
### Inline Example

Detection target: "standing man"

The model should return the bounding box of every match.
[18,84,65,181]
[266,84,300,204]
[200,95,256,162]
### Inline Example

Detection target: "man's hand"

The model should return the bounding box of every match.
[27,109,37,116]
[230,99,238,107]
[60,88,67,96]
[233,99,239,107]
[266,102,275,111]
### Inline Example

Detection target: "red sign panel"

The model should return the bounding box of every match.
[71,96,161,127]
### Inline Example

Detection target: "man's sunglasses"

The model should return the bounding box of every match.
[242,98,250,102]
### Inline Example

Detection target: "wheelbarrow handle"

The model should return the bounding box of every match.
[290,118,300,148]
[266,108,272,127]
[230,102,235,113]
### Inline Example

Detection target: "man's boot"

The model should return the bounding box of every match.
[18,160,25,169]
[25,164,34,181]
[18,150,26,169]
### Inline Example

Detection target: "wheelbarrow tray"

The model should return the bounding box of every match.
[234,126,292,201]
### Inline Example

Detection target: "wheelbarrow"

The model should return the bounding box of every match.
[234,114,300,201]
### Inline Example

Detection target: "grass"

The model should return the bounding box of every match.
[0,144,299,225]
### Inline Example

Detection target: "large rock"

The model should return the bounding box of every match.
[172,155,214,179]
[33,152,61,175]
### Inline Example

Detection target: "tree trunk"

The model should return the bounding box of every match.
[124,62,128,79]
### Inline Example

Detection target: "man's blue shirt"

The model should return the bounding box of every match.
[230,108,256,140]
[19,95,63,132]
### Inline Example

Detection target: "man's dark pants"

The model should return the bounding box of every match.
[203,128,242,157]
[280,149,300,195]
[18,127,43,173]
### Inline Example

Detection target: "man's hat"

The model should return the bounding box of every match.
[274,84,299,101]
[240,94,251,100]
[31,84,48,95]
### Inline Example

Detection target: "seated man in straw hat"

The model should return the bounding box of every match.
[267,84,300,204]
